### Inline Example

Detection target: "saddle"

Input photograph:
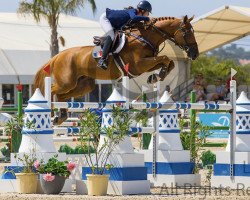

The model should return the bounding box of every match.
[93,31,124,53]
[92,31,130,76]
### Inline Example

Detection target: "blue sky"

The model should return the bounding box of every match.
[0,0,249,20]
[0,0,250,49]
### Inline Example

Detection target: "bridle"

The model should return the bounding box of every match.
[123,19,197,56]
[150,21,198,54]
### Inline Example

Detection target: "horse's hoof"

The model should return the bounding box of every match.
[159,61,175,81]
[147,74,159,84]
[53,116,68,126]
[159,68,167,81]
[53,116,68,125]
[53,116,59,125]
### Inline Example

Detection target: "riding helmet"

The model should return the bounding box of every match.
[137,1,152,13]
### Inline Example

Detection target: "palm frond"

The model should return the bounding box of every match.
[64,0,96,15]
[88,0,97,13]
[59,36,65,47]
[18,0,49,22]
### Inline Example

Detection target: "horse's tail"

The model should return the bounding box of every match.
[33,56,56,95]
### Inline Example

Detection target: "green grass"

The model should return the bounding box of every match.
[0,139,9,142]
[202,142,227,147]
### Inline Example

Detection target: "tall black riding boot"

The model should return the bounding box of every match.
[97,36,112,70]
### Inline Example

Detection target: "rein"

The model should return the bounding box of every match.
[123,20,197,56]
[128,32,158,56]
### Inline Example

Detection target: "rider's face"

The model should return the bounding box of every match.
[138,9,149,17]
[142,11,149,17]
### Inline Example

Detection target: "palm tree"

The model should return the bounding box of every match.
[18,0,96,57]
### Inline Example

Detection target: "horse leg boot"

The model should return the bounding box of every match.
[135,56,174,83]
[97,36,112,70]
[147,61,174,84]
[53,108,68,125]
[158,60,175,81]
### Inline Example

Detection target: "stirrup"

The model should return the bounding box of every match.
[97,58,108,70]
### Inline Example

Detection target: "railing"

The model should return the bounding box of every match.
[172,78,194,101]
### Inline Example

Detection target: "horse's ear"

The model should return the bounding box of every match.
[188,15,194,22]
[183,15,188,23]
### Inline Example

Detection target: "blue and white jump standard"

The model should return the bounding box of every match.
[212,80,250,188]
[77,76,150,195]
[0,88,70,193]
[140,89,201,187]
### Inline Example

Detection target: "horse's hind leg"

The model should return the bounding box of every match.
[53,76,96,125]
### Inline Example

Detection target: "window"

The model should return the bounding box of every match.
[2,84,14,105]
[22,85,30,105]
[101,84,112,102]
[89,85,99,102]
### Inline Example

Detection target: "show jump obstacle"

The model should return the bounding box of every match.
[0,97,3,108]
[1,75,247,194]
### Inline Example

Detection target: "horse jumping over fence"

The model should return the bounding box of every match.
[33,15,199,124]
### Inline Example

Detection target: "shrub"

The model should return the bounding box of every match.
[58,144,95,154]
[201,150,216,167]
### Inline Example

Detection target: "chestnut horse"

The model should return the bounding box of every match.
[33,15,199,124]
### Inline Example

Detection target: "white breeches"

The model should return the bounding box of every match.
[99,13,115,41]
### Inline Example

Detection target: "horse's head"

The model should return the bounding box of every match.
[172,15,199,60]
[126,15,199,60]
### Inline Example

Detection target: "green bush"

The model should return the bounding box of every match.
[201,150,216,167]
[58,144,95,154]
[1,146,10,157]
[4,116,23,153]
[59,144,74,154]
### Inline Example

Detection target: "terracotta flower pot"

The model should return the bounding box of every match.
[39,174,66,194]
[87,174,109,196]
[15,173,38,194]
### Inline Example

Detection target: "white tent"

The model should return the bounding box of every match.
[159,5,250,57]
[193,5,250,53]
[0,13,103,84]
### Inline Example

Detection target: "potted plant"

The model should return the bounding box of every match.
[79,107,130,196]
[14,151,38,194]
[34,155,76,194]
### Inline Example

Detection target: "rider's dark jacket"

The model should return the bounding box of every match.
[106,8,149,30]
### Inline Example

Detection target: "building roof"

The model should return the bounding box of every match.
[0,13,103,84]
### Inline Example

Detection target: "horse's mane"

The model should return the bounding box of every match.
[124,16,180,33]
[153,16,176,22]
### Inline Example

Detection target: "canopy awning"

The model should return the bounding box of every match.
[193,5,250,53]
[160,5,250,58]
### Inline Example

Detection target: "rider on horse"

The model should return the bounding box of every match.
[97,0,152,70]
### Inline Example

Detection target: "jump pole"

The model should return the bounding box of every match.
[17,90,23,118]
[152,81,160,178]
[190,91,196,164]
[45,77,51,109]
[229,79,237,179]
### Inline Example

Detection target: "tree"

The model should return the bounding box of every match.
[18,0,96,57]
[209,44,250,63]
[191,54,250,85]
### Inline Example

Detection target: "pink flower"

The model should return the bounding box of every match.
[42,173,55,182]
[33,160,40,169]
[67,161,76,171]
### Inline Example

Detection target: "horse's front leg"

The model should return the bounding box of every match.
[135,56,175,82]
